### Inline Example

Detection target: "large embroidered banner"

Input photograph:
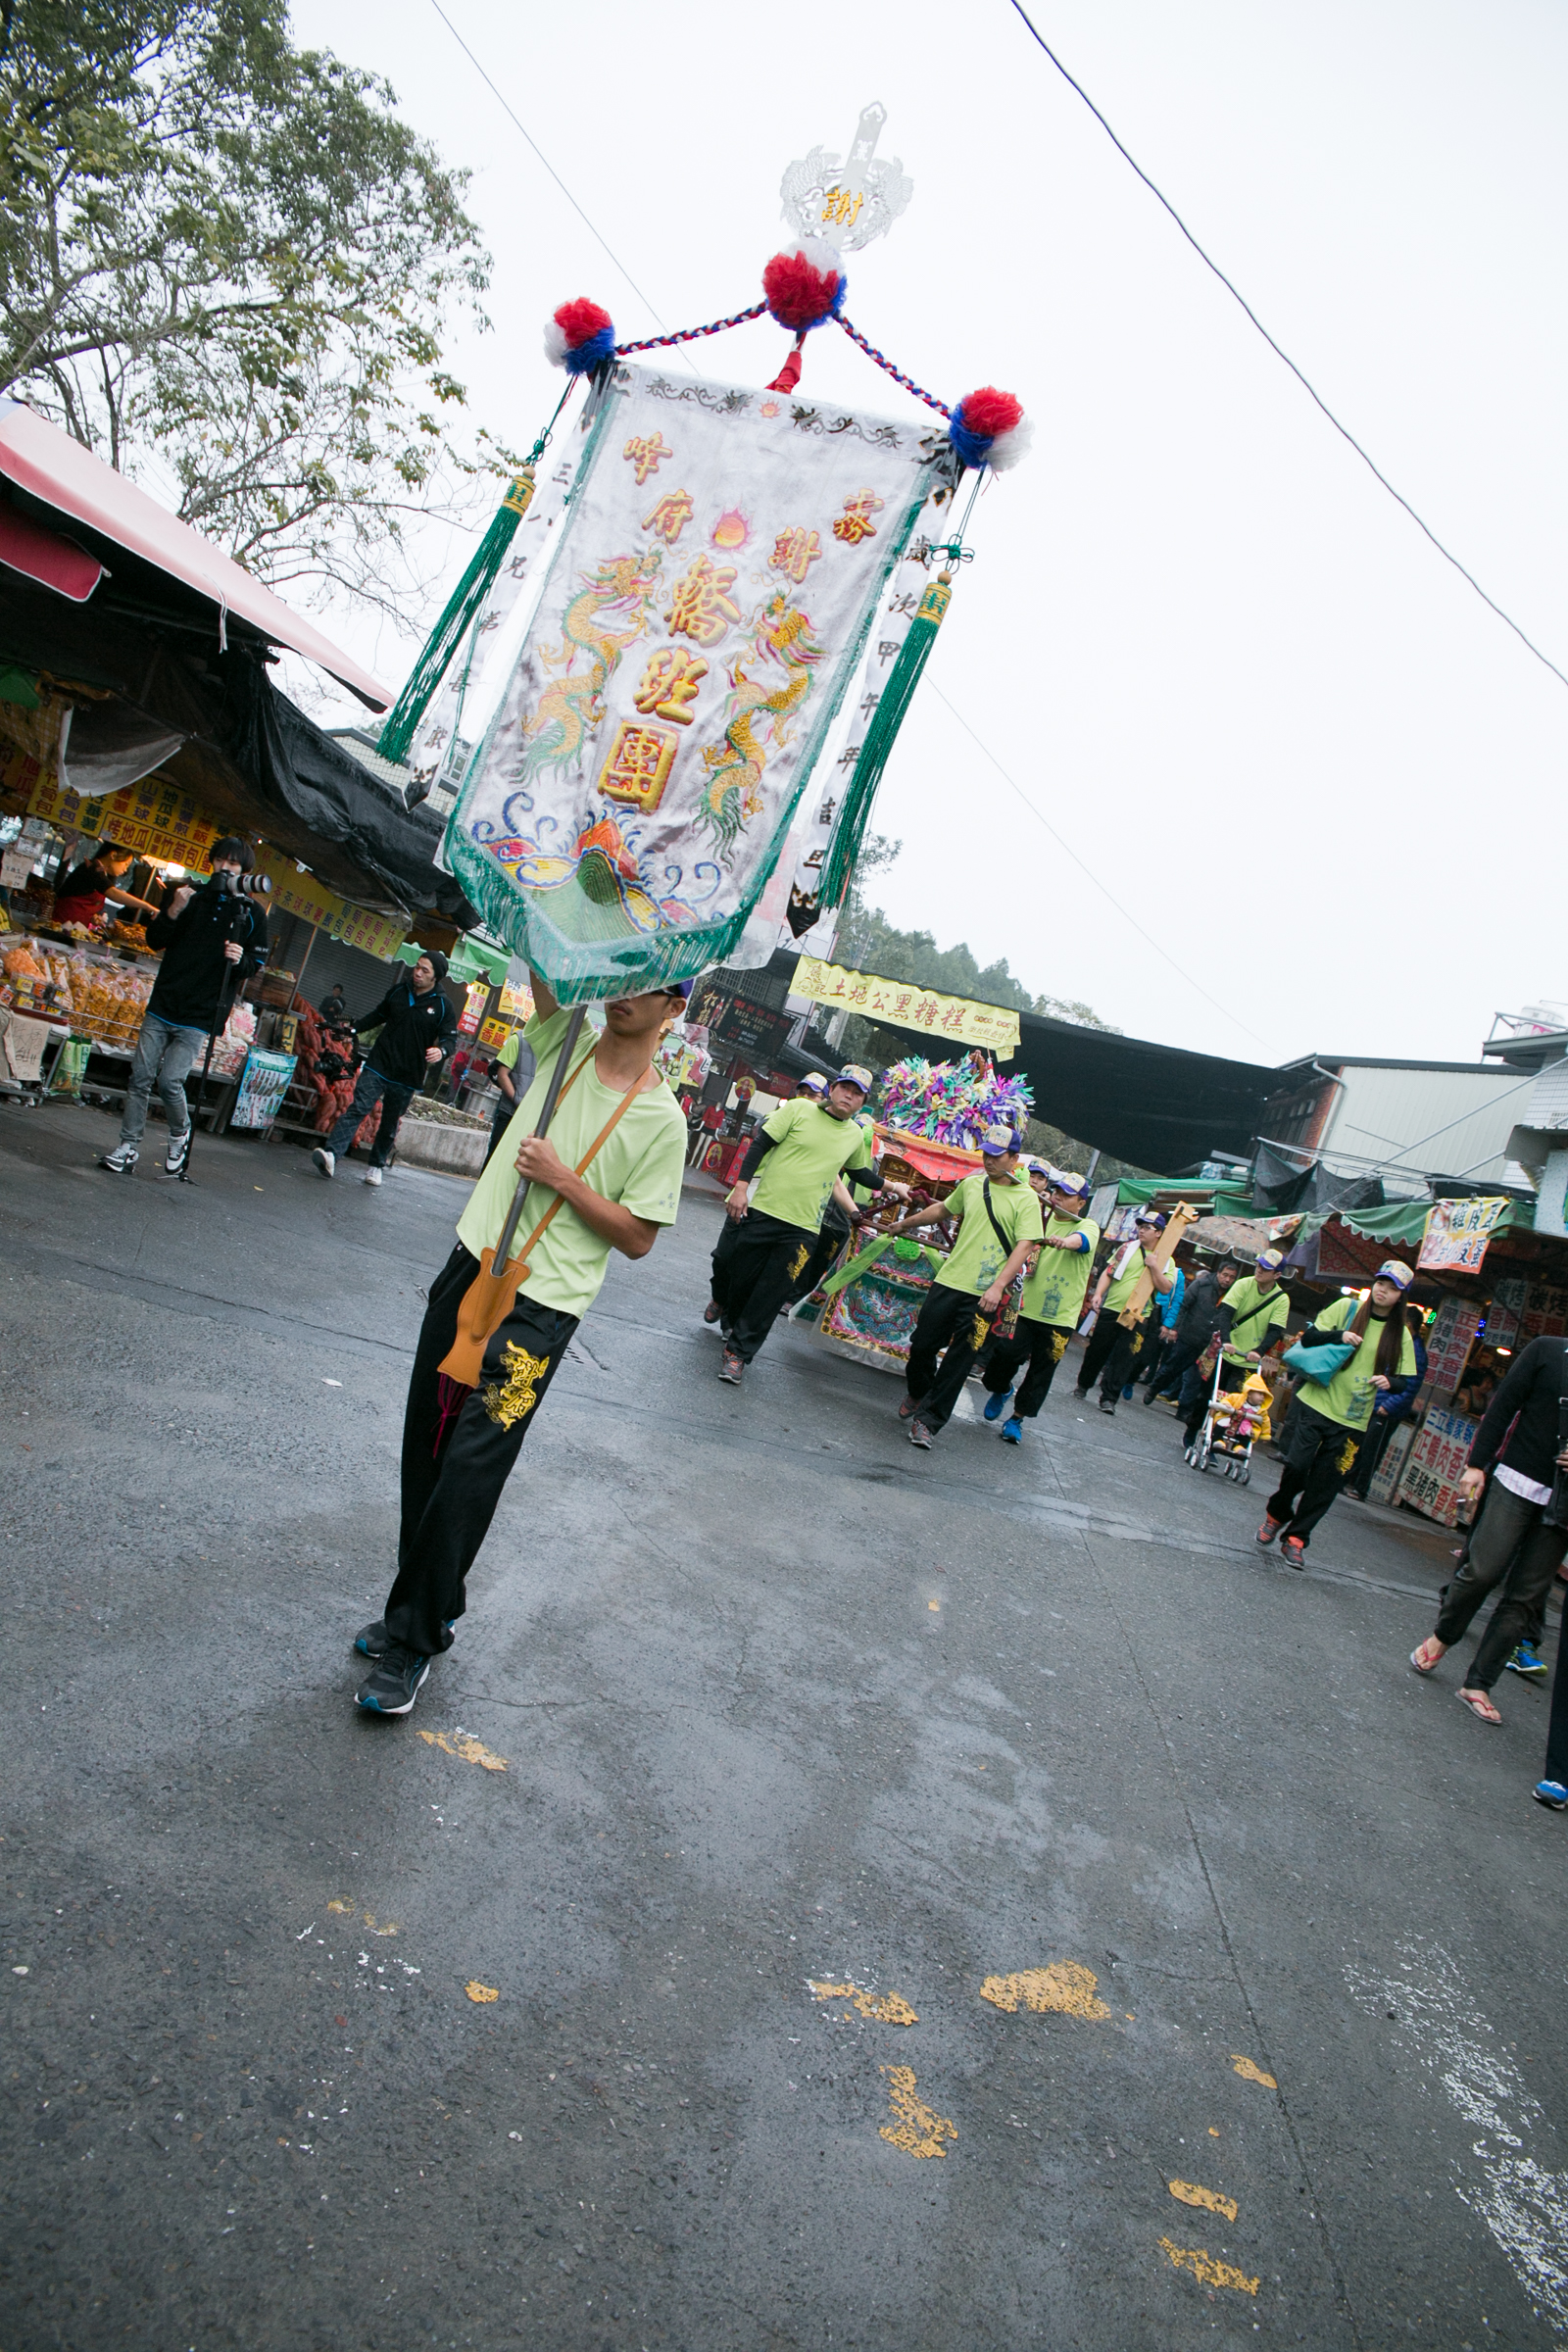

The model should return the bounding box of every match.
[443,363,946,997]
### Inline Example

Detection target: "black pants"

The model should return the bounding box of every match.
[327,1066,416,1166]
[1347,1412,1399,1498]
[906,1282,995,1433]
[981,1316,1070,1417]
[710,1207,814,1361]
[1545,1635,1568,1787]
[1432,1481,1568,1691]
[788,1214,850,1304]
[1150,1338,1201,1403]
[1075,1310,1148,1404]
[381,1244,577,1658]
[1264,1400,1361,1547]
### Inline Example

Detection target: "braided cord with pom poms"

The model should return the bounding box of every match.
[616,302,768,356]
[834,317,952,417]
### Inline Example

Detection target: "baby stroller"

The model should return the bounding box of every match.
[1185,1358,1272,1485]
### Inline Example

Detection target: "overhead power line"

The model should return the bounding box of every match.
[1006,0,1568,695]
[427,0,671,335]
[929,684,1271,1051]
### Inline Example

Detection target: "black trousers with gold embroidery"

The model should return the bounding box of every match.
[980,1315,1072,1417]
[710,1206,815,1362]
[906,1281,995,1432]
[382,1244,578,1657]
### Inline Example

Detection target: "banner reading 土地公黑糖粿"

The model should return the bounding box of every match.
[441,363,949,998]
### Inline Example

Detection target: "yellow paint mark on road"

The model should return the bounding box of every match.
[928,1600,940,1611]
[466,1982,499,2004]
[1208,2127,1220,2137]
[419,1729,509,1772]
[1157,2238,1257,2295]
[327,1900,353,1915]
[879,2065,956,2159]
[979,1963,1110,2020]
[808,1980,918,2025]
[326,1900,397,1935]
[1230,2054,1277,2088]
[1169,2179,1239,2222]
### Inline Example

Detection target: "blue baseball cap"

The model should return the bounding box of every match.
[980,1122,1018,1156]
[1256,1247,1287,1274]
[1376,1258,1414,1291]
[835,1064,873,1092]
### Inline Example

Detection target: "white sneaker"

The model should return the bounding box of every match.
[165,1129,190,1177]
[99,1142,138,1175]
[363,1165,382,1187]
[312,1148,335,1179]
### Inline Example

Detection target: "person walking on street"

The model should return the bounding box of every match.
[483,1027,537,1166]
[880,1124,1044,1447]
[1348,1304,1428,1496]
[981,1168,1101,1443]
[1132,1257,1186,1398]
[1074,1211,1174,1414]
[707,1066,904,1384]
[1180,1248,1291,1448]
[1257,1260,1419,1566]
[352,969,691,1716]
[1145,1255,1239,1407]
[1410,1335,1568,1726]
[313,952,457,1187]
[98,838,269,1179]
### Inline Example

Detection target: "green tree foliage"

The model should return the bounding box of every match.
[0,0,496,609]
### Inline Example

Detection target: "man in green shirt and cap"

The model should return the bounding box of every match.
[1179,1246,1291,1447]
[980,1165,1101,1444]
[879,1124,1045,1448]
[709,1065,905,1384]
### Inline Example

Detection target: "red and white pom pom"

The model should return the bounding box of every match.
[762,237,847,332]
[544,297,616,371]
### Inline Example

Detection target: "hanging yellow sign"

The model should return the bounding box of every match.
[790,956,1020,1056]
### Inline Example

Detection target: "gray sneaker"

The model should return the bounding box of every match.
[100,1142,138,1174]
[908,1419,935,1449]
[364,1165,382,1187]
[312,1148,335,1179]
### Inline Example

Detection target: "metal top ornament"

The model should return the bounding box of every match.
[779,102,913,253]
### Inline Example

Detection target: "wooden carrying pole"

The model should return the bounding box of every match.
[1117,1200,1199,1328]
[437,1004,587,1386]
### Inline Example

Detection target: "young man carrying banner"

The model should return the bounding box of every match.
[352,972,691,1717]
[980,1166,1101,1444]
[880,1125,1045,1448]
[709,1066,905,1385]
[1075,1209,1175,1414]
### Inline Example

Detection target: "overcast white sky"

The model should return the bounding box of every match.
[290,0,1568,1069]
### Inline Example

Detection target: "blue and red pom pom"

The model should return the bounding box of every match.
[948,386,1031,472]
[544,298,616,373]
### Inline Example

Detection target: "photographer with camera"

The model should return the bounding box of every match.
[312,951,457,1187]
[99,838,269,1179]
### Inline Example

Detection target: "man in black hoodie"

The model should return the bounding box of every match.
[99,836,269,1179]
[312,951,457,1187]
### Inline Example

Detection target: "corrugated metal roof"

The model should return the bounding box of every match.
[1324,1062,1534,1182]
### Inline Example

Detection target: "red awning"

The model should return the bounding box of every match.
[0,505,103,602]
[0,400,389,710]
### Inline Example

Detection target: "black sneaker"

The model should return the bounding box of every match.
[355,1618,454,1658]
[355,1643,430,1715]
[1098,1397,1117,1415]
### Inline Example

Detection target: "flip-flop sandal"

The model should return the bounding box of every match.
[1409,1642,1444,1676]
[1457,1688,1502,1725]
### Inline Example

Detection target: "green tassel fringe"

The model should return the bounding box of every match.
[817,572,953,908]
[376,470,536,764]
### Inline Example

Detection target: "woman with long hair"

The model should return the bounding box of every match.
[1256,1261,1420,1566]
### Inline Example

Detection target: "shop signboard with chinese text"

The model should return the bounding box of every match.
[1396,1405,1479,1529]
[1421,1298,1483,1399]
[790,956,1020,1057]
[1418,1196,1509,1273]
[708,998,794,1065]
[228,1048,298,1132]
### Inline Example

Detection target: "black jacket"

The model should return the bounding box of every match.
[357,978,457,1086]
[1467,1336,1568,1488]
[1174,1269,1227,1351]
[145,880,269,1031]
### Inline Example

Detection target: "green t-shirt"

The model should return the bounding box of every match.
[1021,1212,1101,1327]
[497,1031,520,1070]
[749,1096,871,1234]
[456,1005,687,1319]
[934,1171,1044,1297]
[1300,1294,1417,1432]
[1102,1243,1152,1314]
[1220,1274,1290,1364]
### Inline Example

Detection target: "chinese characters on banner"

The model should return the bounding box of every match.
[1396,1404,1479,1528]
[789,956,1021,1057]
[228,1048,298,1132]
[25,770,220,869]
[497,977,534,1022]
[254,850,409,962]
[445,363,946,998]
[1486,1276,1527,1350]
[457,983,487,1037]
[477,1017,512,1051]
[330,906,408,960]
[1418,1196,1510,1272]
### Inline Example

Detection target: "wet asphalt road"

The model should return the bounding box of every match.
[3,1099,1566,2352]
